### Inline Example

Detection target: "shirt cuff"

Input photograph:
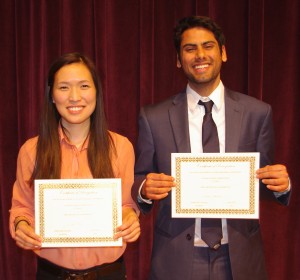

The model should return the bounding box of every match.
[137,179,153,204]
[274,177,291,197]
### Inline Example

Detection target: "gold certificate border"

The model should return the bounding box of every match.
[175,156,256,215]
[38,182,119,244]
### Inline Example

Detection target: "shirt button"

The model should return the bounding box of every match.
[186,234,192,240]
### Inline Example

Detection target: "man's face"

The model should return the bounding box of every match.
[177,27,227,94]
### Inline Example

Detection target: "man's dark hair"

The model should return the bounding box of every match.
[174,16,225,54]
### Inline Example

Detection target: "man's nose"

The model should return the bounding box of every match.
[196,47,205,59]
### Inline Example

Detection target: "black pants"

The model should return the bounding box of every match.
[36,256,126,280]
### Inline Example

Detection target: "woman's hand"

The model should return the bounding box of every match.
[14,220,42,250]
[114,208,140,243]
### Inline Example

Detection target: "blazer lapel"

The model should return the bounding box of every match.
[224,89,244,152]
[168,92,191,153]
[167,89,244,153]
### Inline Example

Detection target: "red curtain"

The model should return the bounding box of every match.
[0,0,299,279]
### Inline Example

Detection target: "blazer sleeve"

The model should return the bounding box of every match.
[132,107,157,214]
[256,103,290,206]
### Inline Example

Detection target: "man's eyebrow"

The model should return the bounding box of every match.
[182,41,217,48]
[202,40,217,45]
[182,43,197,48]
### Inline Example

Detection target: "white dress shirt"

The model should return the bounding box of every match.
[187,81,228,246]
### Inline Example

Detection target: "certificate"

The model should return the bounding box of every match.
[171,153,259,219]
[35,179,122,247]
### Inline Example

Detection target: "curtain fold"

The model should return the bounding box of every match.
[1,0,299,279]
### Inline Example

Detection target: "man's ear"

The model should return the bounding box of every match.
[221,45,227,62]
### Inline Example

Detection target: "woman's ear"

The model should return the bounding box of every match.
[176,54,182,68]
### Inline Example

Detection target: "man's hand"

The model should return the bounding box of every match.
[141,173,176,200]
[256,164,289,192]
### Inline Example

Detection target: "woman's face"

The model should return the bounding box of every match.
[52,62,96,129]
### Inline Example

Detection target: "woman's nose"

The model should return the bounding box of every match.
[69,87,81,101]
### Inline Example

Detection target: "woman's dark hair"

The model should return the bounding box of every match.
[30,52,115,185]
[174,16,226,55]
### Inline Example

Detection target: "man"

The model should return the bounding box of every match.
[132,16,290,280]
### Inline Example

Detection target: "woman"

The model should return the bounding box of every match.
[9,52,140,279]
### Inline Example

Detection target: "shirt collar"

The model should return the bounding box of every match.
[187,81,224,112]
